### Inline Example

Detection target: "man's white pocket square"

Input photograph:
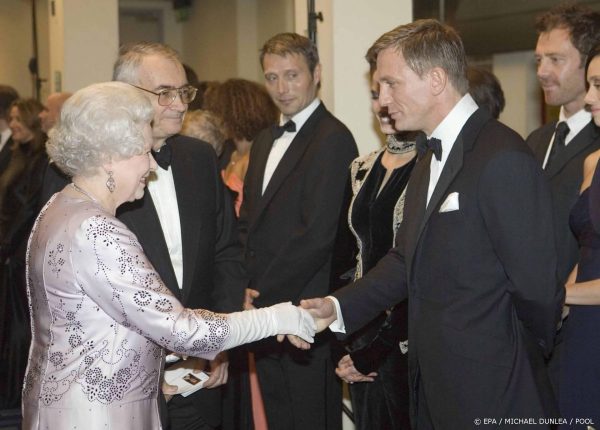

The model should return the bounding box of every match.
[439,192,460,213]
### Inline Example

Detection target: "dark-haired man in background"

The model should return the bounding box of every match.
[527,1,600,398]
[529,1,600,299]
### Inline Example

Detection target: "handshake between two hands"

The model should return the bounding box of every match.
[244,288,338,350]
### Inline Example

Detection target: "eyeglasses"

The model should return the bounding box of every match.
[131,84,198,106]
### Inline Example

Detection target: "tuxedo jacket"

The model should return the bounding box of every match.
[335,109,564,428]
[526,121,600,282]
[239,103,358,310]
[41,134,245,427]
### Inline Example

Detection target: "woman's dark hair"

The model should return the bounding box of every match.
[585,43,600,89]
[9,98,45,147]
[203,79,278,142]
[467,66,505,119]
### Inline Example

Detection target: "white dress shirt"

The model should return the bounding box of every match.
[426,94,478,205]
[147,162,184,289]
[542,107,592,169]
[262,98,321,194]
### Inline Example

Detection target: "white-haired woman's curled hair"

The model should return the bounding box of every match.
[46,81,154,177]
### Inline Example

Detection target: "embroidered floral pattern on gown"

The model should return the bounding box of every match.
[22,193,230,430]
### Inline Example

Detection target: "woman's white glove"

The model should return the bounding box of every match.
[269,302,316,343]
[222,302,316,350]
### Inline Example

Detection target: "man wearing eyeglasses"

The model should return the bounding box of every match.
[41,42,245,430]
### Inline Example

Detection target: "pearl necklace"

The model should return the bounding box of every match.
[71,182,99,203]
[71,182,117,215]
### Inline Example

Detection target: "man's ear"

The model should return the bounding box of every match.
[313,63,322,86]
[429,67,448,96]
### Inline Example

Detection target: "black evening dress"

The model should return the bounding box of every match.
[559,161,600,429]
[346,151,415,430]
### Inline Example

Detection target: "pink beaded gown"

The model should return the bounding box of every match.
[22,192,231,429]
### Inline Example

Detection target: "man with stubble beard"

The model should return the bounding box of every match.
[238,33,358,429]
[526,3,600,398]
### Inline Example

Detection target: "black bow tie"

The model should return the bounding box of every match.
[271,120,296,140]
[152,144,172,170]
[416,135,442,161]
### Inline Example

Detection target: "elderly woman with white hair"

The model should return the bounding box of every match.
[22,82,314,430]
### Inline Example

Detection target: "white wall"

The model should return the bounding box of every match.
[119,0,183,52]
[181,0,294,83]
[295,0,413,155]
[236,0,259,79]
[494,50,541,138]
[181,1,238,81]
[0,0,49,99]
[294,0,333,107]
[256,0,295,78]
[48,0,119,93]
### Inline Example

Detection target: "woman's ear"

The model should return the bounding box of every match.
[101,159,114,174]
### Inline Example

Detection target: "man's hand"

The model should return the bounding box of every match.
[203,352,229,389]
[162,381,178,402]
[277,334,312,350]
[336,354,377,384]
[244,288,260,310]
[300,297,337,332]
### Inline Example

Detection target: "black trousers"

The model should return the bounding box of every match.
[252,335,342,430]
[166,381,223,430]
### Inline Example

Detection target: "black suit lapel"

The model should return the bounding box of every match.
[420,135,464,228]
[169,139,201,303]
[118,189,181,299]
[410,109,489,257]
[252,104,326,225]
[248,131,272,212]
[403,153,431,270]
[405,138,464,276]
[532,124,555,164]
[545,120,600,178]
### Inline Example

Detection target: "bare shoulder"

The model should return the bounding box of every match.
[581,149,600,191]
[584,149,600,173]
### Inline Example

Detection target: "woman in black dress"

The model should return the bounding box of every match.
[331,45,417,429]
[559,43,600,428]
